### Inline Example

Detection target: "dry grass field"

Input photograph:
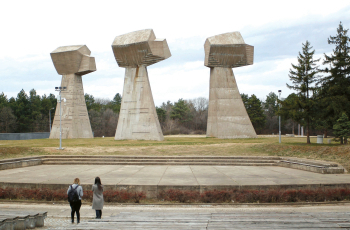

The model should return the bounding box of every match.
[0,135,349,171]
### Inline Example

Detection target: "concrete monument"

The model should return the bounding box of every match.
[204,32,257,138]
[112,29,170,140]
[49,45,96,139]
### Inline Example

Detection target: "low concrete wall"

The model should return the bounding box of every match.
[0,157,42,170]
[0,132,50,140]
[1,183,350,199]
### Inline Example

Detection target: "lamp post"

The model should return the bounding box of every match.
[278,90,282,143]
[55,86,66,150]
[49,107,54,133]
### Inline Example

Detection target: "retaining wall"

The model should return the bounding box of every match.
[0,132,50,140]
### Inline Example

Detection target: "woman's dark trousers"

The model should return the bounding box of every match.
[96,210,102,219]
[70,200,82,223]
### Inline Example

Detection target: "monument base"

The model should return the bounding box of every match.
[115,66,163,141]
[206,67,257,139]
[50,74,93,139]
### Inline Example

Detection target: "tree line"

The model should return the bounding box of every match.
[0,89,277,136]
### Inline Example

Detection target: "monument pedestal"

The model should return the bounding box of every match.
[50,73,93,139]
[206,67,257,138]
[115,66,163,141]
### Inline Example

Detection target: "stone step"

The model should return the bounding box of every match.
[62,212,349,229]
[42,158,278,163]
[42,155,281,160]
[42,161,277,166]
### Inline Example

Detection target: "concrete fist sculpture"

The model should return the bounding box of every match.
[49,45,96,139]
[112,29,171,141]
[205,32,257,138]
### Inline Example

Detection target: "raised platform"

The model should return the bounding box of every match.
[0,157,349,198]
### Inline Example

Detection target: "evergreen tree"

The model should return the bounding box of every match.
[264,92,278,118]
[333,112,350,144]
[246,94,266,133]
[29,89,42,132]
[241,93,249,109]
[279,93,302,134]
[320,22,350,131]
[0,107,16,133]
[110,93,122,113]
[156,107,166,123]
[13,89,31,132]
[287,40,320,144]
[85,93,96,112]
[0,92,8,109]
[170,98,192,123]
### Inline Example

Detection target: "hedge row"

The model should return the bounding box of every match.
[158,188,350,203]
[1,187,350,203]
[0,188,146,203]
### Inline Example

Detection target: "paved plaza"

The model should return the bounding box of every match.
[1,202,350,229]
[0,165,350,187]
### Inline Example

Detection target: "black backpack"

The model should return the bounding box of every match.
[68,185,80,202]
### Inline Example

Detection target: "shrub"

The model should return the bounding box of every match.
[158,187,350,203]
[158,189,199,203]
[0,187,146,203]
[1,187,350,203]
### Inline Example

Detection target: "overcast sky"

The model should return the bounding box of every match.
[1,0,350,106]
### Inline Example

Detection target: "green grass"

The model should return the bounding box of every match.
[0,135,349,171]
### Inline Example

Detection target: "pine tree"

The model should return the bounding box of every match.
[111,93,122,113]
[246,94,266,133]
[170,98,192,123]
[320,22,350,131]
[0,107,16,133]
[287,40,320,144]
[0,92,8,109]
[156,107,166,123]
[13,89,31,132]
[333,112,350,144]
[29,89,42,132]
[264,92,279,118]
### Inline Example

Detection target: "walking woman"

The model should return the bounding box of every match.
[92,177,104,219]
[67,178,83,224]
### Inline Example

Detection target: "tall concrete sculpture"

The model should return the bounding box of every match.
[204,32,257,138]
[112,29,170,141]
[49,45,96,139]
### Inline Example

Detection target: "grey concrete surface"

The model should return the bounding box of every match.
[0,165,350,188]
[1,202,350,229]
[50,45,95,139]
[205,32,257,139]
[112,29,170,141]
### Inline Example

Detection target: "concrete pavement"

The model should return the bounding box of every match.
[0,165,350,198]
[2,202,350,229]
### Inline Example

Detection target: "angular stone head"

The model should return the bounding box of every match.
[204,32,254,68]
[112,29,171,67]
[50,45,96,76]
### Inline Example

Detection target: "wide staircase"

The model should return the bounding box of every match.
[0,156,345,174]
[41,156,280,166]
[64,211,350,229]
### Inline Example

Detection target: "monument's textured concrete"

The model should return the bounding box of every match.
[112,29,170,141]
[205,32,257,138]
[49,45,96,139]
